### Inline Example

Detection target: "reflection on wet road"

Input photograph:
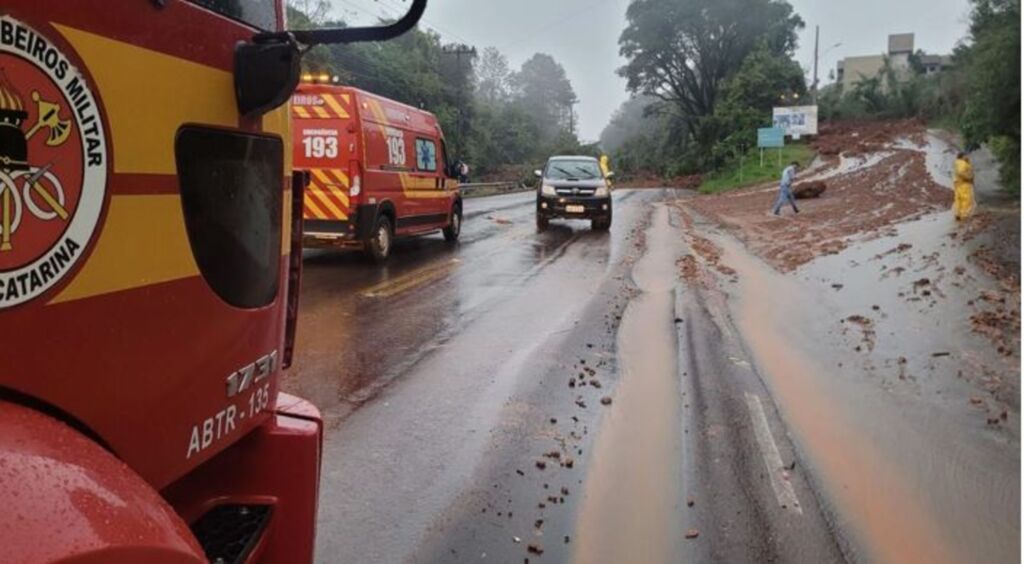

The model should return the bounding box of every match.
[285,190,641,426]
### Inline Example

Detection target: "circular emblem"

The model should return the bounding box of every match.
[0,16,108,309]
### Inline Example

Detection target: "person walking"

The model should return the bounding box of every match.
[952,152,976,221]
[772,160,800,216]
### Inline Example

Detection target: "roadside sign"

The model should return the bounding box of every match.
[757,127,785,148]
[772,105,818,137]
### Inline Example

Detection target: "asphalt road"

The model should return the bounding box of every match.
[283,189,848,563]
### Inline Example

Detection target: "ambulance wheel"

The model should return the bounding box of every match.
[443,205,462,242]
[366,215,393,263]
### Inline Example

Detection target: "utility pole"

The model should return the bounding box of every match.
[812,25,820,104]
[442,44,477,157]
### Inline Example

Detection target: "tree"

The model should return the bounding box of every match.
[513,54,578,143]
[476,47,512,105]
[618,0,804,151]
[709,46,807,166]
[960,0,1020,194]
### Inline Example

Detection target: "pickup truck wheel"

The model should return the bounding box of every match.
[443,205,462,242]
[365,215,393,263]
[536,213,549,231]
[592,213,612,231]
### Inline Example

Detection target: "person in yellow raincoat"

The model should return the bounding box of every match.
[953,152,976,220]
[599,154,612,186]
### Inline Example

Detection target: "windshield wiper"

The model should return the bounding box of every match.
[574,166,598,179]
[552,166,576,178]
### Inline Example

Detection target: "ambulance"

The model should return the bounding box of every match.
[293,83,462,262]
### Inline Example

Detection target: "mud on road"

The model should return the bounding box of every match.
[674,120,1021,564]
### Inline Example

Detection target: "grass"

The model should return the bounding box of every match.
[699,143,816,194]
[927,114,960,134]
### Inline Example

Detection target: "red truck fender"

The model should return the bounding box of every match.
[0,400,205,564]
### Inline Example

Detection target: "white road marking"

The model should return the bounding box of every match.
[744,392,803,515]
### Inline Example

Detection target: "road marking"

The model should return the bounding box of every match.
[744,392,803,515]
[361,258,460,298]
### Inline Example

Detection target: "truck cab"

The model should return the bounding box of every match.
[0,1,428,561]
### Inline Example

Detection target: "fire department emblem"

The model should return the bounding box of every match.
[0,16,108,309]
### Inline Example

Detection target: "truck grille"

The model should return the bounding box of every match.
[555,187,596,196]
[191,504,272,564]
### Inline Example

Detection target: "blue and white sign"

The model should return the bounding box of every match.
[757,127,785,148]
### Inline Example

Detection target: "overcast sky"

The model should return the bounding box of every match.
[323,0,974,141]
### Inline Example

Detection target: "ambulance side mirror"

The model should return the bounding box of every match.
[534,170,543,178]
[234,0,427,117]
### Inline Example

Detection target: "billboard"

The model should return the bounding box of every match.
[772,105,818,137]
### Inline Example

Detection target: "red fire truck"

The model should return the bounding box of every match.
[0,1,424,562]
[293,83,462,262]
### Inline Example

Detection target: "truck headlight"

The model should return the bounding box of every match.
[595,184,609,197]
[541,184,556,196]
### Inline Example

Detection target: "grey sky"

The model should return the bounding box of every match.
[322,0,973,141]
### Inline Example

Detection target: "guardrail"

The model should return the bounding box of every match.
[459,181,531,198]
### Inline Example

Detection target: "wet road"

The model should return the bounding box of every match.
[284,189,845,563]
[283,186,1018,563]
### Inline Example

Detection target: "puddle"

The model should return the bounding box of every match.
[572,205,682,563]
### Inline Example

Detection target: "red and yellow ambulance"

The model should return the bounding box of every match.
[293,83,462,262]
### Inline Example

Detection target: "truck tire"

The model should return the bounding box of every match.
[536,213,549,231]
[592,212,612,231]
[365,215,393,263]
[443,204,462,242]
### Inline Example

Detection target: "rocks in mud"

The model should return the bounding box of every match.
[527,543,544,555]
[600,396,613,406]
[793,180,827,199]
[685,529,700,539]
[535,460,547,470]
[686,497,695,507]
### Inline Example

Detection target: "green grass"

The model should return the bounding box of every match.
[699,144,816,194]
[927,114,960,134]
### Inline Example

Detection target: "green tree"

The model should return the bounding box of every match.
[709,46,807,166]
[617,0,804,160]
[476,47,512,105]
[960,0,1020,194]
[513,53,578,143]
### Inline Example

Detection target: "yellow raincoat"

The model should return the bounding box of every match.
[599,154,612,187]
[953,157,976,220]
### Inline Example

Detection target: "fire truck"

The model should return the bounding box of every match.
[293,83,462,262]
[0,1,424,562]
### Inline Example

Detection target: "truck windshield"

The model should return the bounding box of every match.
[189,0,277,30]
[547,160,601,180]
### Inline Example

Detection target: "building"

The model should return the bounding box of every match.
[835,33,950,92]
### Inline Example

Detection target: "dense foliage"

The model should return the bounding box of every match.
[612,0,805,173]
[287,4,585,179]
